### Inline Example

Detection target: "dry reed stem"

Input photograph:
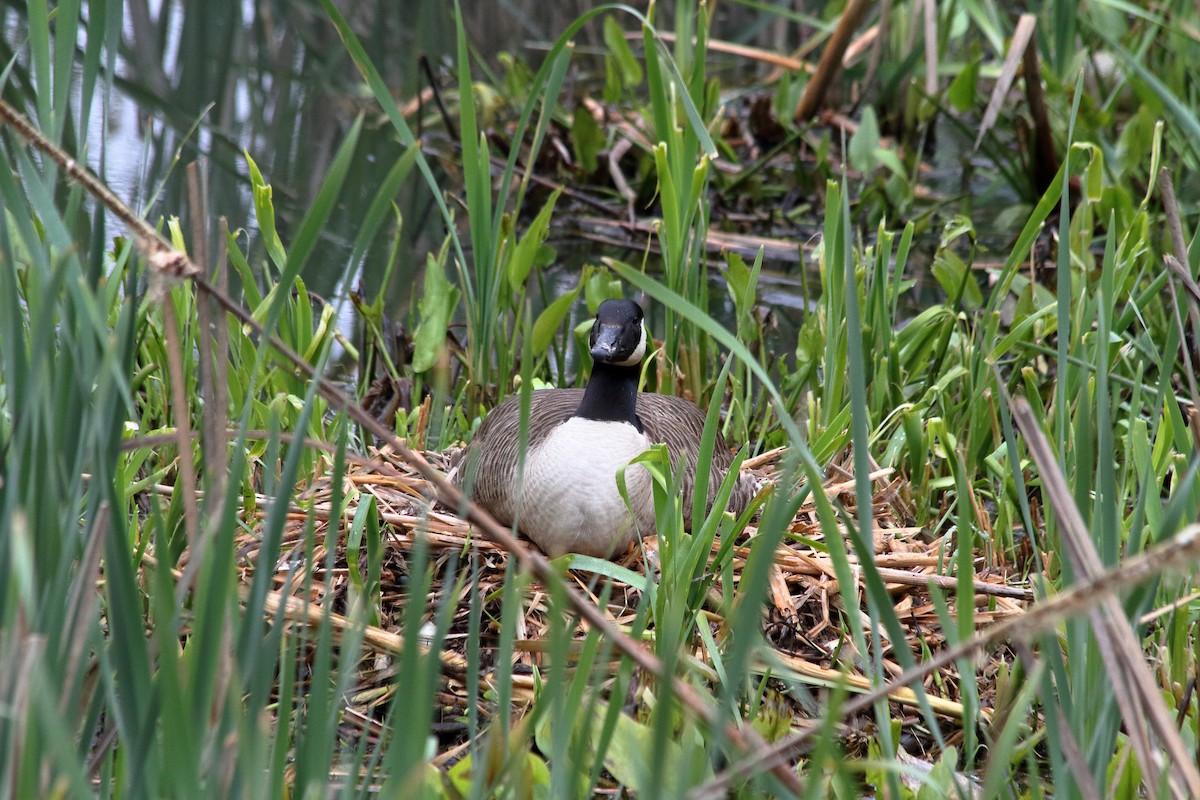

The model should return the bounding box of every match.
[975,14,1037,152]
[793,0,872,122]
[1013,398,1200,799]
[922,0,938,100]
[651,31,814,73]
[692,517,1200,799]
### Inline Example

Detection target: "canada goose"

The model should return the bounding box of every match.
[454,299,757,558]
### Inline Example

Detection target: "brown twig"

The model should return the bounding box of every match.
[1013,398,1200,799]
[0,101,199,281]
[419,54,458,140]
[793,0,872,123]
[690,517,1200,799]
[1021,21,1058,192]
[1158,169,1200,410]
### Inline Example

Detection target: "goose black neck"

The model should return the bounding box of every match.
[574,361,642,430]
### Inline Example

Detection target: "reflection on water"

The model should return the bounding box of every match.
[2,1,1021,386]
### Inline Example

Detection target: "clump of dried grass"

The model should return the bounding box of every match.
[223,441,1035,769]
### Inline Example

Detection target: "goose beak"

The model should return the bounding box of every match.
[589,323,622,361]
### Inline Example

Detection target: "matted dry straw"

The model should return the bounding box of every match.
[231,441,1035,765]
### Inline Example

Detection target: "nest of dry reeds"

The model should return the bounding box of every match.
[231,442,1034,769]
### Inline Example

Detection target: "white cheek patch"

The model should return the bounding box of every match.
[609,324,647,367]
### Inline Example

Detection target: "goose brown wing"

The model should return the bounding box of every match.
[635,394,755,521]
[455,389,585,524]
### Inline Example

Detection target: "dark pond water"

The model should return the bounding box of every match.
[2,1,1020,382]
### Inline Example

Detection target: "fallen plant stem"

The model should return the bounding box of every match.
[793,0,871,122]
[650,31,814,73]
[1013,397,1199,799]
[690,516,1200,799]
[732,544,1033,599]
[1158,167,1200,409]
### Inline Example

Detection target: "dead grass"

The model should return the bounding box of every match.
[206,441,1036,772]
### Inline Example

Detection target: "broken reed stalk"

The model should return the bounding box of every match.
[188,161,231,504]
[1021,21,1058,192]
[1011,399,1199,799]
[921,0,937,100]
[691,512,1200,800]
[0,98,805,795]
[974,13,1037,152]
[792,0,871,123]
[160,296,200,548]
[1157,168,1200,409]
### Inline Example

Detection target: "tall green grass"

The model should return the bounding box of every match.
[0,5,403,797]
[5,0,1200,798]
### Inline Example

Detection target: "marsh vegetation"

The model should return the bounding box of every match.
[3,1,1200,797]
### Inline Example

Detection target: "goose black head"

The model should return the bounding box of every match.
[589,299,647,368]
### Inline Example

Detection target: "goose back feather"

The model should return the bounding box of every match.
[455,387,757,553]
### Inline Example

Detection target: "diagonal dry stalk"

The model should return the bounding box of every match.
[689,511,1200,798]
[0,98,805,795]
[975,13,1037,153]
[792,0,872,122]
[1158,168,1200,409]
[1012,398,1200,800]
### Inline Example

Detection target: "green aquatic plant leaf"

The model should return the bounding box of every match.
[571,102,604,174]
[532,285,582,356]
[508,188,561,289]
[848,105,881,175]
[948,58,980,112]
[245,151,287,272]
[593,699,711,795]
[604,14,643,87]
[932,248,983,311]
[412,242,461,374]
